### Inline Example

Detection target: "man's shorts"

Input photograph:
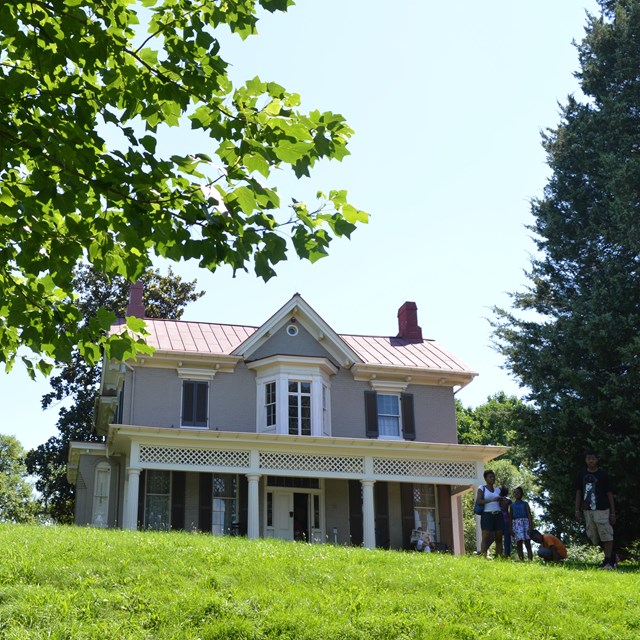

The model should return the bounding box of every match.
[584,509,614,544]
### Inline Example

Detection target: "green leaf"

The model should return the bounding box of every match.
[342,204,369,224]
[273,141,314,163]
[126,316,148,333]
[244,153,270,177]
[231,186,256,215]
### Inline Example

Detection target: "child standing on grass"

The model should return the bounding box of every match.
[510,487,534,561]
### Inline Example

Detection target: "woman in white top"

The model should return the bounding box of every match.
[476,469,504,557]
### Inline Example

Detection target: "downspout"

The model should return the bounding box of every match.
[124,362,136,424]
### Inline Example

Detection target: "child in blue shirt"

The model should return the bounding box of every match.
[509,486,534,561]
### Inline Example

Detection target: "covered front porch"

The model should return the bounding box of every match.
[68,426,506,554]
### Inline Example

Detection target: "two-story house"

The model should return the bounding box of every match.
[68,288,505,553]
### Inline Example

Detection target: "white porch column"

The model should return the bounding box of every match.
[246,474,261,540]
[361,479,376,549]
[123,468,141,530]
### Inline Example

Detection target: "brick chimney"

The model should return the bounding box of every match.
[126,280,146,318]
[397,301,423,342]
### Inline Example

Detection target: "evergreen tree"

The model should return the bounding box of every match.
[25,266,203,523]
[493,0,640,547]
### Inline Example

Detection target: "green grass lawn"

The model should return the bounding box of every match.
[0,524,638,639]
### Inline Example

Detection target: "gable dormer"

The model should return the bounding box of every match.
[235,295,358,438]
[232,294,359,367]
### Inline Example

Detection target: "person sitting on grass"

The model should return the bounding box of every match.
[531,530,567,563]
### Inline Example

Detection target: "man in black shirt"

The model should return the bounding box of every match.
[575,450,616,569]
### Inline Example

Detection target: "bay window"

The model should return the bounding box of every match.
[249,356,337,437]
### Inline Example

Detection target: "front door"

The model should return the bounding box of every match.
[293,493,309,541]
[272,491,294,540]
[267,489,318,541]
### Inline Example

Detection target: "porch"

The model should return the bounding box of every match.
[68,426,506,554]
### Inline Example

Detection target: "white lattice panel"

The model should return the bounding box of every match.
[373,458,475,479]
[139,446,250,468]
[260,452,364,474]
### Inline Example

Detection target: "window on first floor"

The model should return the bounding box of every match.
[212,474,238,536]
[413,483,438,542]
[182,380,208,428]
[145,470,171,530]
[92,462,111,528]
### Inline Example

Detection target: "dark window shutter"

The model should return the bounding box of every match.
[199,473,213,532]
[183,381,208,427]
[182,382,195,425]
[400,483,415,550]
[137,470,146,530]
[364,390,379,438]
[195,383,208,425]
[348,480,363,546]
[171,471,186,530]
[374,482,389,549]
[401,393,415,441]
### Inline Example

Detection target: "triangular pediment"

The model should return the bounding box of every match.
[232,294,360,367]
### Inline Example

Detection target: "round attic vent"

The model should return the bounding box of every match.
[286,324,299,336]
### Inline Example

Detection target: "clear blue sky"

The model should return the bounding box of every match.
[0,0,600,451]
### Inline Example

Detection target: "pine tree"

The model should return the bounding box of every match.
[493,0,640,548]
[26,266,203,523]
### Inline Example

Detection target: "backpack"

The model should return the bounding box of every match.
[474,485,485,515]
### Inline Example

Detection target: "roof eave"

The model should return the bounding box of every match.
[350,363,478,388]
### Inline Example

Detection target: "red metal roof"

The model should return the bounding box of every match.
[114,318,475,373]
[339,334,474,373]
[114,318,258,354]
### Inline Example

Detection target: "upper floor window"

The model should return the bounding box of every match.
[265,381,277,428]
[288,381,311,436]
[182,380,208,428]
[377,394,400,438]
[365,390,415,440]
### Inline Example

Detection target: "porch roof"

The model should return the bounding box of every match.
[68,425,507,487]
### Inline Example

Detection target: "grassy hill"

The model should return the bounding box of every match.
[0,524,638,639]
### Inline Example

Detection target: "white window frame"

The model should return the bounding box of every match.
[265,381,277,429]
[180,380,209,429]
[250,356,336,437]
[369,379,410,441]
[91,461,111,528]
[288,380,312,436]
[376,393,402,440]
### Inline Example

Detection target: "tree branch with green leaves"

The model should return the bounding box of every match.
[0,0,368,377]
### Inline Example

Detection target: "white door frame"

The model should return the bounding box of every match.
[263,482,325,542]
